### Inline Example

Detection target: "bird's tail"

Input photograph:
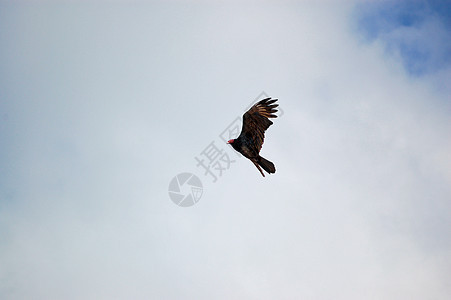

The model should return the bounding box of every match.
[258,156,276,175]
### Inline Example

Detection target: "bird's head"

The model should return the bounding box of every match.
[227,139,234,144]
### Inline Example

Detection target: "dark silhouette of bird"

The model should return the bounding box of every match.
[227,98,278,177]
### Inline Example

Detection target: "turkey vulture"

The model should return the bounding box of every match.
[227,98,278,177]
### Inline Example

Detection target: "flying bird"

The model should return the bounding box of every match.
[227,97,278,177]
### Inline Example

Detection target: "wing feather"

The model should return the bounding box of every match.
[239,98,278,154]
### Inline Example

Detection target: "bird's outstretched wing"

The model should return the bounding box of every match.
[240,98,278,153]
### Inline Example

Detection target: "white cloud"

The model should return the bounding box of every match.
[1,1,450,299]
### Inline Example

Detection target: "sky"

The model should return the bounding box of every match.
[1,1,450,299]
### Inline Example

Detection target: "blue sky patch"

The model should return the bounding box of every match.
[355,0,451,76]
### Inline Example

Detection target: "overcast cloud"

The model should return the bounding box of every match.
[1,1,450,299]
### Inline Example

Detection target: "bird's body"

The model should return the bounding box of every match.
[227,98,278,177]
